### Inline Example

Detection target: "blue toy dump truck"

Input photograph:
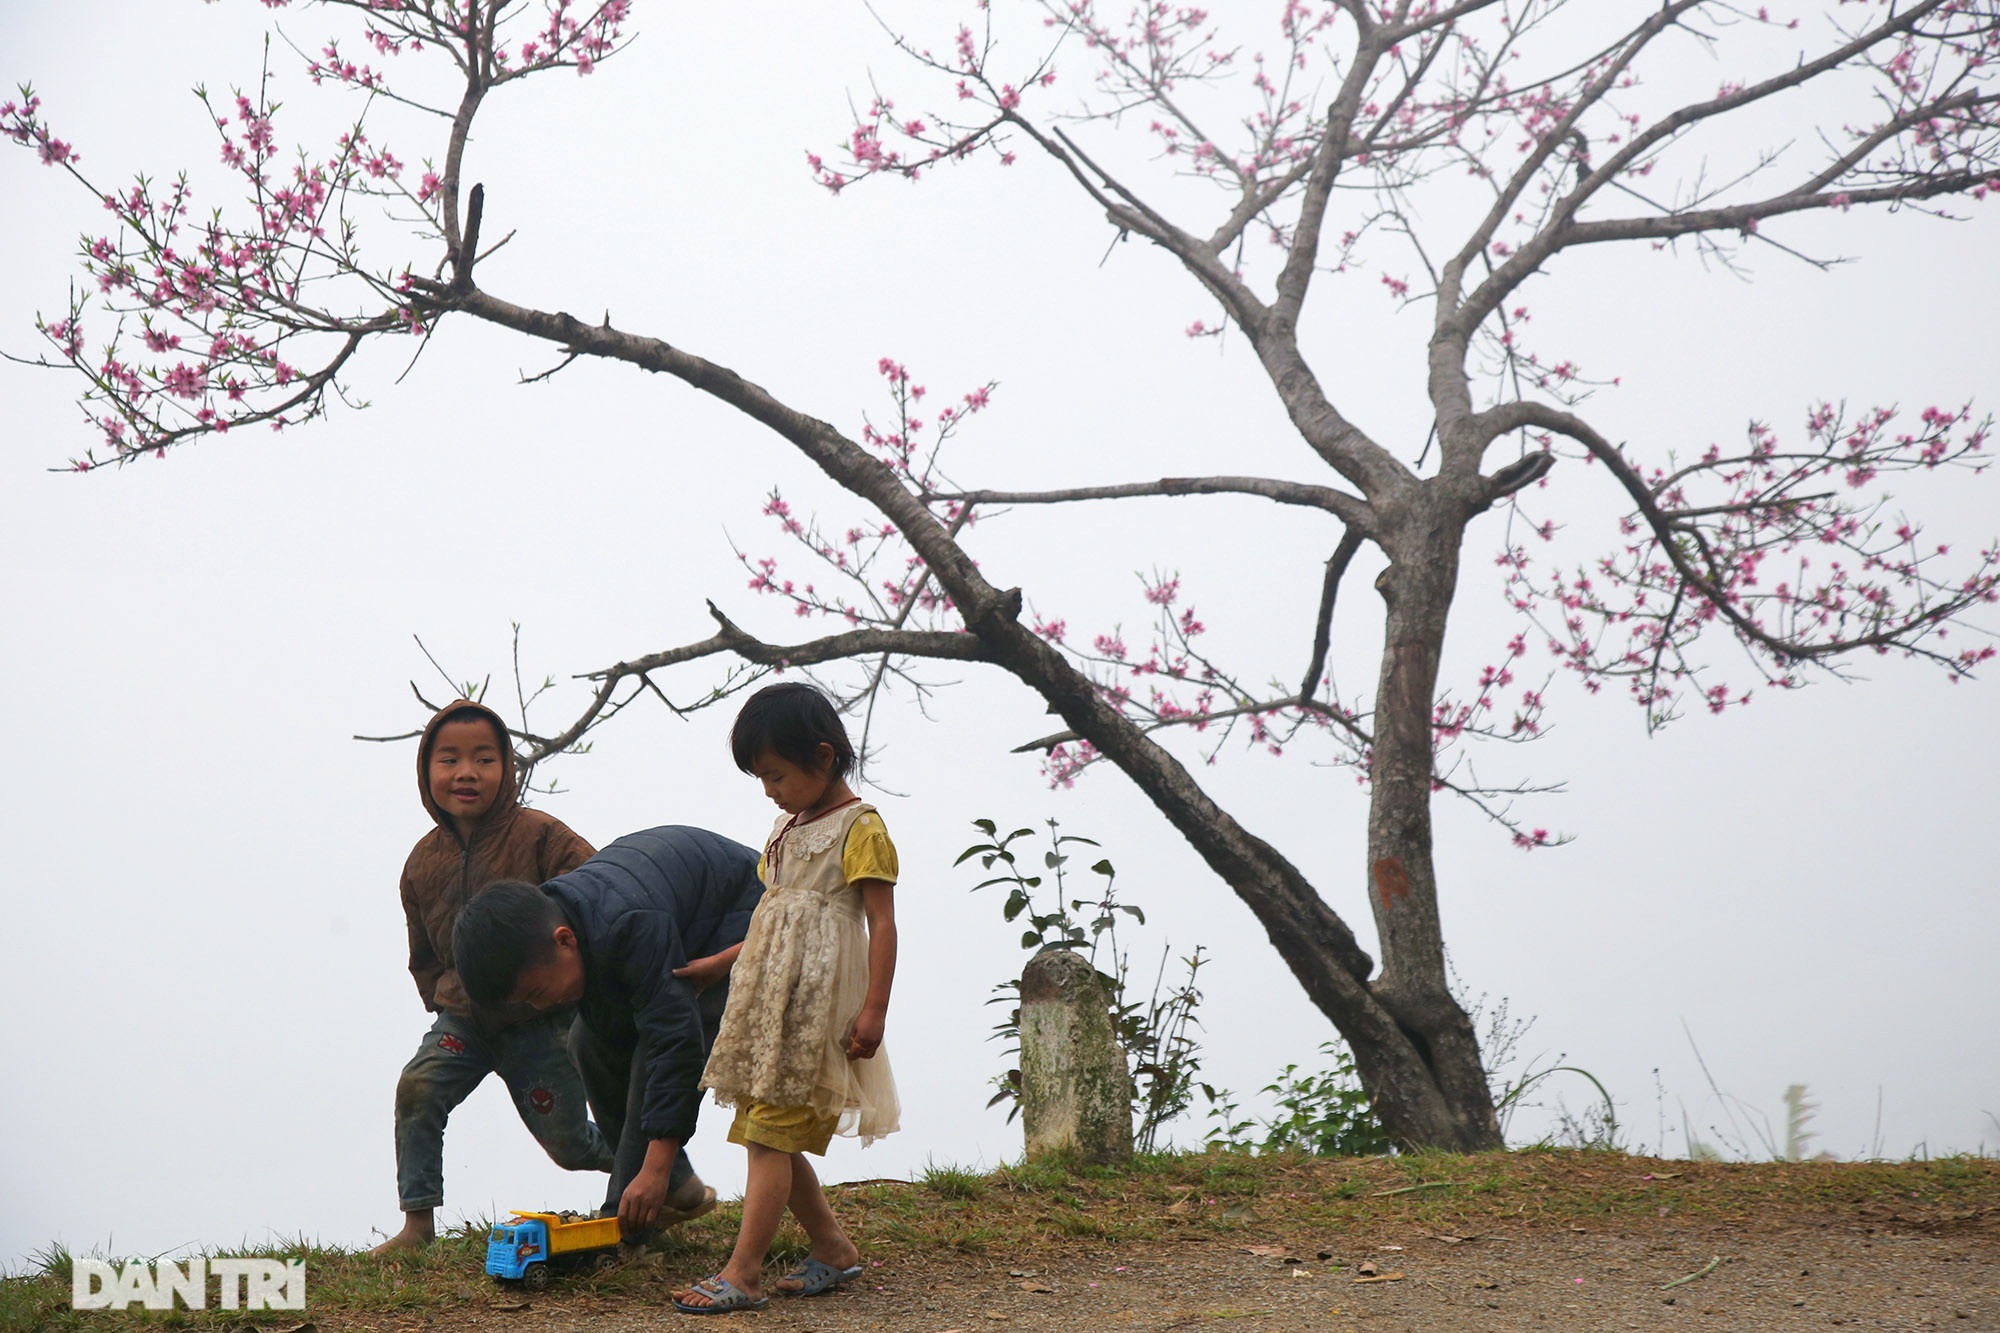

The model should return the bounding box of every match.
[485,1211,622,1290]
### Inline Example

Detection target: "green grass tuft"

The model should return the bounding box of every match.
[920,1158,990,1201]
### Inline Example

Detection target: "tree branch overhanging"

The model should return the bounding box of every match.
[588,599,992,683]
[923,475,1372,526]
[1487,399,1998,677]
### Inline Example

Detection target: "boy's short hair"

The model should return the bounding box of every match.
[452,880,564,1007]
[729,682,855,779]
[423,703,508,764]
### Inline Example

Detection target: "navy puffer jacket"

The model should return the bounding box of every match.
[542,825,763,1143]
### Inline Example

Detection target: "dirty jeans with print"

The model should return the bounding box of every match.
[393,1009,614,1212]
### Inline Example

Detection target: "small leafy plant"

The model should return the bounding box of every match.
[1204,1041,1393,1157]
[958,817,1208,1152]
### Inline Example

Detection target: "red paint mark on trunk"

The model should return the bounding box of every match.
[1374,856,1411,912]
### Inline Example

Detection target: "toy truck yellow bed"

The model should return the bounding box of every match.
[517,1211,621,1255]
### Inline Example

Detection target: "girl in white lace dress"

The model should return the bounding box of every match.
[673,683,900,1315]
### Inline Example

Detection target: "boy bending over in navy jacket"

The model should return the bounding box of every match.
[454,826,763,1234]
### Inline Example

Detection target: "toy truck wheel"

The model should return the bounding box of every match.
[592,1252,618,1273]
[521,1261,550,1292]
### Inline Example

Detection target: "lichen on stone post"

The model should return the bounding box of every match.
[1018,948,1133,1166]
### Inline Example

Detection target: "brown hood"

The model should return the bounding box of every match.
[399,699,596,1018]
[416,699,520,842]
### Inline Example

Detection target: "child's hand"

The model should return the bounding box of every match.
[618,1139,681,1233]
[671,944,742,992]
[618,1163,671,1232]
[845,1007,886,1060]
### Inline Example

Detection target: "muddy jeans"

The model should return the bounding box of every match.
[393,1009,615,1212]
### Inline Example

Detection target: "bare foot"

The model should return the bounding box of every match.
[368,1215,435,1256]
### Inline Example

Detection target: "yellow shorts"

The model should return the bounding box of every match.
[727,1100,839,1156]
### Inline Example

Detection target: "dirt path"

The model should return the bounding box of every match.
[356,1215,1996,1333]
[20,1156,1969,1333]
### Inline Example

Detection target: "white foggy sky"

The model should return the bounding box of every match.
[3,1,1996,1270]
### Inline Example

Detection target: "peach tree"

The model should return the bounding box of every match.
[9,0,1999,1149]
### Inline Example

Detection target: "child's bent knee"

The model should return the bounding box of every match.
[394,1069,438,1119]
[541,1136,610,1171]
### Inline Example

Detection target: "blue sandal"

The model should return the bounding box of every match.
[775,1257,864,1297]
[672,1273,768,1315]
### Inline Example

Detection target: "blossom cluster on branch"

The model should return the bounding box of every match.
[5,1,632,469]
[737,357,994,634]
[5,77,421,465]
[1498,402,1999,729]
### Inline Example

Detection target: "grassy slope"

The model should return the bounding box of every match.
[7,1149,1995,1332]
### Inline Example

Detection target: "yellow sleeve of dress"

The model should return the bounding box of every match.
[842,811,900,885]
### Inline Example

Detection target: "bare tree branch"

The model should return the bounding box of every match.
[587,601,991,682]
[1302,528,1365,700]
[1450,0,1978,339]
[925,475,1371,526]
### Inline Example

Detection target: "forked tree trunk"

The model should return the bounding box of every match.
[1346,494,1503,1151]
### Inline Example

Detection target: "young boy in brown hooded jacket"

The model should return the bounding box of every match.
[374,701,712,1252]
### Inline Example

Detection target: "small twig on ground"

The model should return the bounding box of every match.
[1661,1256,1724,1290]
[1369,1181,1464,1197]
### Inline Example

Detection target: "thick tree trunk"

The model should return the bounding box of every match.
[1353,492,1503,1151]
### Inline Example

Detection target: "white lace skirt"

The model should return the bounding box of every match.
[699,887,900,1144]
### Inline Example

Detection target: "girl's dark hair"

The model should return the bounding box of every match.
[730,682,855,779]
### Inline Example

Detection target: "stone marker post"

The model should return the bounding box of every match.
[1019,948,1133,1166]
